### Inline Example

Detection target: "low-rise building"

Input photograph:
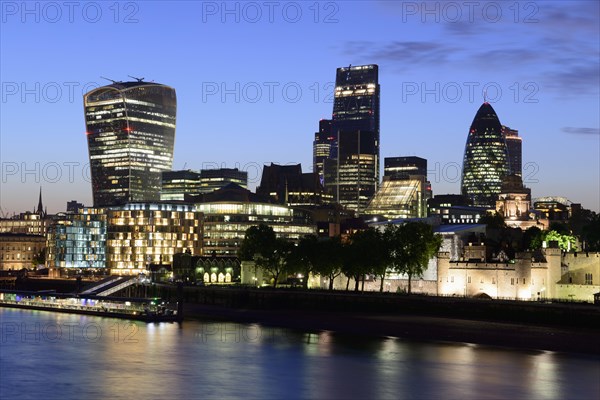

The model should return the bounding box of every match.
[106,203,203,275]
[46,208,107,270]
[0,233,46,271]
[195,184,315,256]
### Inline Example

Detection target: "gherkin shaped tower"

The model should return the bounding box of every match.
[461,102,509,207]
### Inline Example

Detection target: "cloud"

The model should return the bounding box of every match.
[561,127,600,136]
[342,41,456,67]
[546,64,600,96]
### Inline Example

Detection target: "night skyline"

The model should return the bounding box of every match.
[1,1,598,214]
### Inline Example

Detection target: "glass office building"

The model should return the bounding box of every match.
[502,125,522,177]
[106,203,202,274]
[364,175,429,220]
[384,156,428,179]
[313,119,334,186]
[461,102,509,208]
[325,64,380,213]
[84,81,177,207]
[46,208,107,269]
[196,202,315,256]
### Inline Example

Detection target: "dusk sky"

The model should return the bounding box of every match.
[1,0,598,215]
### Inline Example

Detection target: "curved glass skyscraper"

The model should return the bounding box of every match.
[84,82,176,207]
[461,102,508,207]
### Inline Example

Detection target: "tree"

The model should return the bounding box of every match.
[238,224,290,287]
[580,214,600,251]
[316,237,344,290]
[522,226,543,250]
[340,238,360,291]
[389,222,442,294]
[569,209,600,251]
[346,228,387,292]
[292,235,320,289]
[479,213,507,229]
[543,230,577,252]
[32,249,46,269]
[549,222,570,235]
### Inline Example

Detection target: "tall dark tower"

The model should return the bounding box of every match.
[502,125,522,177]
[324,64,380,213]
[461,102,509,208]
[84,81,177,207]
[313,119,334,186]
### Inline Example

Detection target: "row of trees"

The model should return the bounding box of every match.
[238,222,442,293]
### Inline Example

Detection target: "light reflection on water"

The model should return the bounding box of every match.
[0,308,598,400]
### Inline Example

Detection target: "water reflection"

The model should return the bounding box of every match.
[1,308,598,400]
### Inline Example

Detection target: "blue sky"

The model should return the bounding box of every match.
[1,0,598,214]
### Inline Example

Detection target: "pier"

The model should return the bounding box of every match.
[0,290,180,322]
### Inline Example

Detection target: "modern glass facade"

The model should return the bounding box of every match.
[325,64,380,213]
[106,203,202,274]
[502,125,522,177]
[461,102,509,208]
[364,175,428,219]
[200,168,248,193]
[313,119,334,186]
[195,202,315,256]
[84,82,177,207]
[161,169,248,201]
[46,208,107,269]
[384,157,428,179]
[161,170,202,201]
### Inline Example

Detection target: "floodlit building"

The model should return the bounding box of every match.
[46,208,107,270]
[364,175,429,219]
[495,175,547,229]
[0,189,52,235]
[0,233,46,271]
[195,184,315,256]
[105,203,202,274]
[533,196,580,222]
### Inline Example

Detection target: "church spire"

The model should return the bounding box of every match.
[37,187,44,215]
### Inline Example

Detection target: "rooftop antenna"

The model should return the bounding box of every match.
[483,89,488,103]
[100,76,119,84]
[128,75,145,82]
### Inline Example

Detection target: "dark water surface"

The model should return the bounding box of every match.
[1,308,598,399]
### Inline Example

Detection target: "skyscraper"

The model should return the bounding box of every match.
[324,64,380,213]
[84,81,177,207]
[502,125,522,177]
[461,102,509,208]
[313,119,334,186]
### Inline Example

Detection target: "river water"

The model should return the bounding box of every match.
[0,308,598,399]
